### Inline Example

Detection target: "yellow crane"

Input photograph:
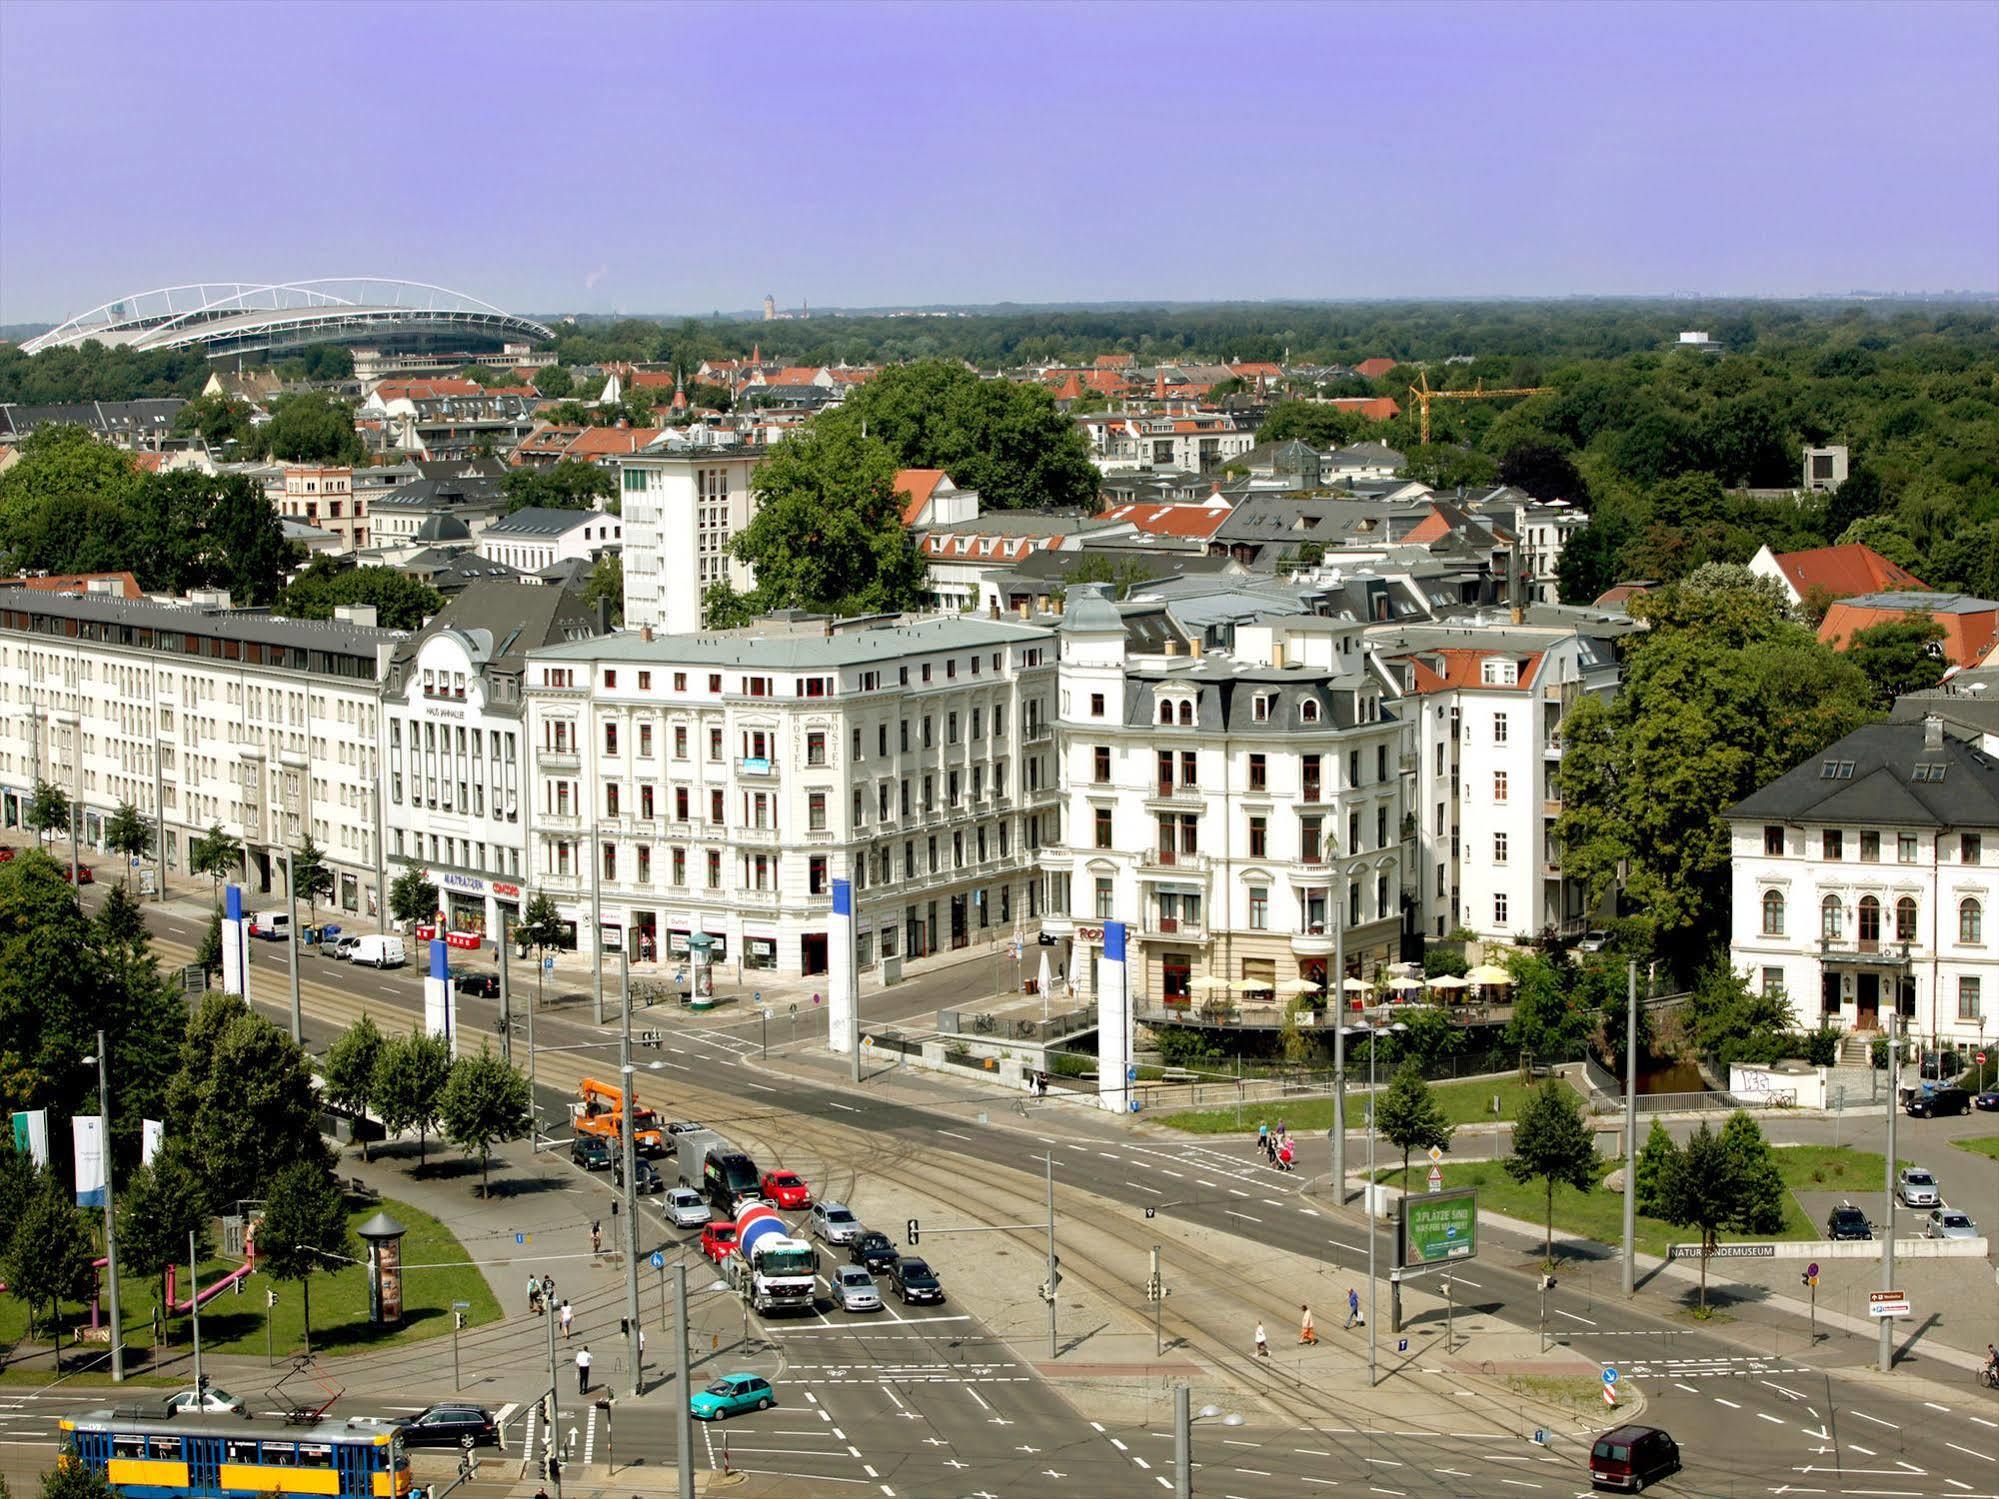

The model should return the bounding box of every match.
[1407,370,1553,445]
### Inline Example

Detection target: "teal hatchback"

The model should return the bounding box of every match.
[689,1373,775,1420]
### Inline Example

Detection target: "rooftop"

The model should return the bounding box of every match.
[531,612,1053,670]
[1729,721,1999,829]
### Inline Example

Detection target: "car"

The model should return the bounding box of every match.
[1977,1088,1999,1112]
[1577,930,1610,953]
[809,1202,863,1246]
[449,966,501,998]
[689,1373,774,1421]
[1590,1424,1680,1492]
[665,1187,710,1229]
[614,1156,663,1194]
[331,934,361,960]
[1924,1209,1978,1240]
[396,1403,498,1448]
[700,1223,739,1263]
[849,1231,900,1274]
[58,864,95,885]
[1907,1087,1971,1118]
[664,1120,707,1136]
[1895,1167,1940,1207]
[0,846,15,861]
[570,1135,612,1171]
[1826,1203,1872,1241]
[165,1384,247,1417]
[760,1170,811,1209]
[832,1266,882,1313]
[888,1256,944,1305]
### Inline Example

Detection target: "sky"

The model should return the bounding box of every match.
[2,0,1996,325]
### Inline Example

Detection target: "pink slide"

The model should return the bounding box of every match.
[162,1262,253,1313]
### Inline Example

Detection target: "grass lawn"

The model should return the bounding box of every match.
[1951,1136,1999,1164]
[1157,1074,1540,1135]
[1,1197,500,1368]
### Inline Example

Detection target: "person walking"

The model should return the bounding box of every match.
[575,1345,593,1395]
[1254,1321,1269,1358]
[1299,1304,1317,1345]
[590,1221,602,1256]
[1256,1121,1269,1153]
[1345,1286,1363,1329]
[559,1299,573,1340]
[1278,1137,1295,1172]
[527,1274,543,1316]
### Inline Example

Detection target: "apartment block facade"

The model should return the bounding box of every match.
[617,439,765,636]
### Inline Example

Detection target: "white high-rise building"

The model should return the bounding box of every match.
[618,436,766,635]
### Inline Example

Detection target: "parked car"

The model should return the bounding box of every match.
[664,1121,707,1137]
[849,1231,900,1274]
[1907,1087,1971,1118]
[59,864,95,885]
[350,934,406,968]
[888,1257,944,1305]
[1577,930,1610,953]
[689,1373,774,1421]
[248,910,288,941]
[832,1266,882,1313]
[1895,1167,1940,1207]
[1590,1425,1680,1492]
[331,934,362,960]
[1826,1203,1872,1241]
[1976,1088,1999,1112]
[614,1156,662,1194]
[665,1187,710,1229]
[165,1384,247,1417]
[760,1169,811,1209]
[570,1135,612,1171]
[449,966,500,998]
[809,1202,863,1246]
[396,1404,498,1448]
[700,1223,739,1263]
[1924,1209,1978,1240]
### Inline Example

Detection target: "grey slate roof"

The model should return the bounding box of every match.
[483,506,603,538]
[386,579,605,703]
[532,613,1052,669]
[1728,722,1999,828]
[0,584,402,660]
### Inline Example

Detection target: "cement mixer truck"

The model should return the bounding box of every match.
[723,1203,819,1314]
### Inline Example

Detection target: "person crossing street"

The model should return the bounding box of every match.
[575,1344,593,1394]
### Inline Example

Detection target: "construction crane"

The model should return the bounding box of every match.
[1407,370,1553,445]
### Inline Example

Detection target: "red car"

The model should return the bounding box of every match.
[59,864,94,884]
[760,1170,811,1210]
[0,846,16,862]
[700,1223,739,1264]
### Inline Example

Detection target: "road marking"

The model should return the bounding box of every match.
[1943,1479,1974,1492]
[1098,1152,1123,1160]
[1969,1416,1998,1430]
[1944,1443,1992,1463]
[1262,1199,1285,1207]
[1136,1182,1163,1194]
[1852,1411,1900,1429]
[828,1102,860,1113]
[743,1081,777,1092]
[1758,1413,1786,1426]
[1925,1401,1952,1413]
[1554,1310,1597,1326]
[1496,1482,1541,1491]
[1299,1208,1319,1217]
[1850,1444,1876,1456]
[1225,1211,1263,1224]
[1160,1170,1184,1179]
[1761,1381,1805,1400]
[936,1129,972,1142]
[1714,1398,1741,1409]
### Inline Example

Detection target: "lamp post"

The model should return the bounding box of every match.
[1173,1387,1243,1498]
[1331,878,1346,1201]
[57,710,81,887]
[1879,1012,1899,1374]
[1366,1013,1378,1387]
[83,1032,124,1382]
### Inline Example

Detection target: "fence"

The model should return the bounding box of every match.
[1577,1052,1795,1116]
[940,1003,1099,1044]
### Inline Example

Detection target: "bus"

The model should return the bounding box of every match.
[57,1411,412,1497]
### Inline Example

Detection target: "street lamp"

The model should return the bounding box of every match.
[81,1032,124,1382]
[1173,1388,1243,1497]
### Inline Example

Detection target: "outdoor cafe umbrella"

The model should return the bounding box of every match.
[1275,978,1323,995]
[1339,977,1374,993]
[1387,975,1427,991]
[1230,977,1271,994]
[1189,975,1232,994]
[1464,963,1516,986]
[1425,974,1471,990]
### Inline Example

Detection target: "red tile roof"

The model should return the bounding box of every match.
[1327,395,1401,421]
[896,468,949,526]
[1100,499,1233,541]
[1769,543,1928,601]
[1355,358,1399,381]
[373,378,482,401]
[1047,374,1086,403]
[1229,361,1284,379]
[1095,353,1134,369]
[1404,648,1543,694]
[1593,582,1656,608]
[1,571,142,600]
[1820,599,1998,669]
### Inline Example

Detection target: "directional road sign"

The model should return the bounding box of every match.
[1867,1290,1911,1318]
[1426,1145,1444,1163]
[1602,1366,1619,1385]
[650,1251,664,1270]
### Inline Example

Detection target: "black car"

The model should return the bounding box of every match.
[1976,1088,1999,1112]
[1826,1203,1872,1240]
[448,967,501,999]
[570,1135,613,1170]
[849,1231,900,1274]
[397,1403,498,1448]
[614,1156,662,1194]
[888,1257,944,1305]
[1907,1086,1971,1118]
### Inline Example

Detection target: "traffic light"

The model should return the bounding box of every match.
[266,1289,277,1309]
[1537,1274,1557,1292]
[233,1275,242,1296]
[906,1218,920,1246]
[1144,1275,1163,1302]
[1039,1258,1063,1302]
[454,1311,466,1330]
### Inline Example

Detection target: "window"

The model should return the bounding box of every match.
[1820,894,1842,939]
[1898,833,1918,863]
[1858,895,1881,946]
[1158,700,1172,725]
[1961,898,1983,944]
[1493,832,1509,864]
[604,670,617,689]
[1301,816,1322,863]
[1089,692,1105,717]
[1860,831,1880,862]
[1819,760,1855,780]
[638,670,651,690]
[1764,826,1784,857]
[708,674,722,693]
[674,725,688,759]
[673,671,687,691]
[1761,890,1785,936]
[1301,700,1320,724]
[1964,834,1983,866]
[1896,896,1917,941]
[706,850,721,888]
[809,856,828,895]
[806,731,826,767]
[1961,976,1983,1021]
[1093,746,1111,784]
[1248,816,1267,858]
[1094,808,1113,849]
[708,727,722,762]
[1302,754,1321,801]
[1095,878,1114,920]
[1248,753,1267,791]
[1492,771,1508,803]
[1494,893,1508,926]
[603,723,618,756]
[1252,695,1270,724]
[709,788,724,825]
[1761,967,1784,997]
[604,782,620,817]
[808,792,827,832]
[1248,886,1269,930]
[1823,830,1843,861]
[1178,700,1193,726]
[1492,712,1509,744]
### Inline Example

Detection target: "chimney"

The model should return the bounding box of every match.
[1924,714,1944,750]
[639,626,654,643]
[988,598,1000,620]
[597,596,612,634]
[1189,635,1203,659]
[1163,640,1180,656]
[1272,642,1287,669]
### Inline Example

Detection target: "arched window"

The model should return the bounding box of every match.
[1820,895,1843,939]
[1858,895,1881,946]
[1895,897,1917,942]
[1761,890,1785,936]
[1158,700,1172,725]
[1961,898,1983,945]
[1178,700,1193,726]
[1301,700,1320,724]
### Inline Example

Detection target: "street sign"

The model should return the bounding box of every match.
[1426,1166,1443,1193]
[1979,1051,1988,1065]
[1426,1145,1444,1163]
[1397,1338,1408,1352]
[515,1233,527,1245]
[1399,1186,1478,1265]
[862,1034,875,1050]
[650,1251,664,1270]
[1806,1261,1820,1278]
[1602,1366,1619,1385]
[1126,1064,1138,1082]
[543,957,555,972]
[1867,1290,1910,1318]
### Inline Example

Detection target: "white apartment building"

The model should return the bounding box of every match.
[380,580,608,941]
[477,508,621,575]
[0,588,396,912]
[1044,588,1411,1004]
[1376,623,1620,941]
[1729,718,1999,1047]
[278,466,367,551]
[523,613,1061,978]
[618,436,766,635]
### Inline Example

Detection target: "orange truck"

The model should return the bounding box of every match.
[571,1076,667,1156]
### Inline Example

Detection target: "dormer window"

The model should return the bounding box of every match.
[1301,700,1321,724]
[1480,659,1518,686]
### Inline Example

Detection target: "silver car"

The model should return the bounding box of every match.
[810,1202,863,1246]
[665,1187,710,1229]
[1896,1167,1940,1208]
[832,1265,881,1312]
[1924,1208,1977,1240]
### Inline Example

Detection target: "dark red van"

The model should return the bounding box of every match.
[1590,1425,1680,1491]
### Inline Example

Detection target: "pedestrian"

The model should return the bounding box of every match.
[542,1273,555,1309]
[1278,1138,1295,1173]
[638,1327,647,1365]
[1299,1304,1317,1345]
[1345,1286,1363,1329]
[1254,1321,1269,1358]
[575,1344,593,1394]
[559,1299,573,1340]
[1276,1117,1287,1143]
[527,1274,542,1316]
[1256,1120,1269,1151]
[591,1221,602,1256]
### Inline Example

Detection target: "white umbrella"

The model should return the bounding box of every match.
[1231,977,1271,994]
[1190,975,1231,994]
[1275,978,1322,995]
[1465,964,1515,986]
[1038,947,1052,997]
[1388,975,1427,991]
[1340,977,1374,993]
[1426,974,1471,990]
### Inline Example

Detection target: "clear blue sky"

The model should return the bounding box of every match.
[2,0,1994,323]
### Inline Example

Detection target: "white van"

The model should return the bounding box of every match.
[349,934,407,969]
[249,911,290,942]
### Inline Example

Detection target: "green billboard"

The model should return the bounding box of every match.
[1401,1186,1478,1266]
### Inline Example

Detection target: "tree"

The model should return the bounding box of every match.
[189,823,238,900]
[196,908,224,976]
[103,800,152,890]
[174,392,259,451]
[581,554,623,627]
[277,560,442,631]
[260,393,363,465]
[39,1464,115,1499]
[255,1162,349,1353]
[182,1004,331,1204]
[1632,1119,1677,1218]
[372,1030,453,1167]
[290,835,334,925]
[4,1171,96,1338]
[717,421,926,619]
[502,460,617,514]
[323,1015,386,1162]
[25,779,69,852]
[117,1138,214,1318]
[439,1047,532,1195]
[130,470,299,605]
[1504,1080,1600,1264]
[1256,401,1365,448]
[1502,950,1595,1060]
[517,893,565,1013]
[389,867,440,928]
[1376,1062,1454,1189]
[0,423,143,575]
[533,365,574,399]
[1062,554,1161,601]
[1655,1116,1784,1312]
[1687,962,1794,1070]
[1843,616,1946,707]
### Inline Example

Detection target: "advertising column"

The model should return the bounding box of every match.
[221,884,250,997]
[1096,920,1131,1113]
[423,937,457,1057]
[827,878,856,1056]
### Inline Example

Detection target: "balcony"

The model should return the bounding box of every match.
[540,748,580,771]
[539,810,582,832]
[737,756,778,778]
[1145,784,1206,811]
[1038,848,1075,871]
[1543,797,1563,817]
[1024,723,1053,745]
[1291,928,1336,957]
[1139,848,1209,876]
[736,825,780,846]
[1818,937,1913,969]
[1143,917,1209,943]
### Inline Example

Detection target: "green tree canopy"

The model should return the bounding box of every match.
[1255,401,1367,448]
[4,1169,96,1338]
[1843,616,1946,707]
[129,469,299,605]
[103,801,152,889]
[290,835,334,922]
[1376,1061,1455,1189]
[388,868,440,927]
[581,554,623,626]
[1632,1119,1676,1218]
[25,780,69,850]
[255,1162,349,1352]
[189,823,238,898]
[0,423,144,575]
[118,1137,215,1314]
[259,393,363,464]
[372,1030,453,1167]
[502,460,617,513]
[439,1047,532,1195]
[1504,1079,1600,1263]
[532,365,574,399]
[322,1015,386,1161]
[1654,1115,1787,1311]
[170,998,331,1204]
[278,559,441,631]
